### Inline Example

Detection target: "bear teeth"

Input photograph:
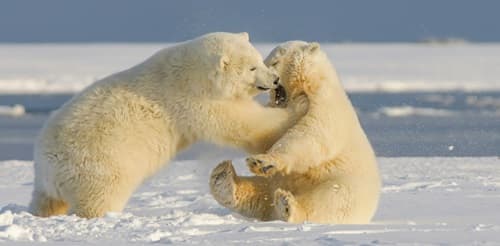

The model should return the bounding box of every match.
[274,85,287,106]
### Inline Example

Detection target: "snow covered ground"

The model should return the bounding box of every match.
[1,157,500,244]
[1,43,499,244]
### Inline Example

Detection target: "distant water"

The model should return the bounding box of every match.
[0,92,499,160]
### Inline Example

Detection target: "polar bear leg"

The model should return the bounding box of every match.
[210,160,274,220]
[29,189,69,217]
[67,188,131,218]
[62,174,136,218]
[288,181,360,224]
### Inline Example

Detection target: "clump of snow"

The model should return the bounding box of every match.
[0,224,34,241]
[147,230,172,243]
[0,211,13,226]
[377,106,457,117]
[0,104,25,117]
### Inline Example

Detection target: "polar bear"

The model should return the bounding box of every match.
[29,32,307,218]
[210,41,381,224]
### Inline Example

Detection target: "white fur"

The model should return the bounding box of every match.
[29,32,306,218]
[210,41,381,224]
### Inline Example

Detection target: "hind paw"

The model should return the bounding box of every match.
[274,189,297,221]
[209,160,238,208]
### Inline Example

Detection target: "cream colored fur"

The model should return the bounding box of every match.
[210,41,381,224]
[29,32,306,218]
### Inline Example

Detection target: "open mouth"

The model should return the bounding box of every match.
[257,86,270,91]
[274,84,287,106]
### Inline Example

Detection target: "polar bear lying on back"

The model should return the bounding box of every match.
[210,41,381,224]
[29,32,306,218]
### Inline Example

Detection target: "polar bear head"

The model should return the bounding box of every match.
[264,41,332,107]
[177,32,280,100]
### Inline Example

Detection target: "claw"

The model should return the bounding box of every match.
[247,158,263,166]
[247,155,280,176]
[213,171,227,185]
[261,165,274,173]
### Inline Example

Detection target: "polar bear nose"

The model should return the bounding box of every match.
[273,77,280,86]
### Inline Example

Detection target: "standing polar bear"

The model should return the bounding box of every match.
[30,32,307,218]
[210,41,381,224]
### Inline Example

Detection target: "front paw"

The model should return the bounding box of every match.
[246,154,282,177]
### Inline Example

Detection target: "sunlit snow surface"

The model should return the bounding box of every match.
[1,158,500,244]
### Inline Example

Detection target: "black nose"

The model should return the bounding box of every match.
[273,77,280,85]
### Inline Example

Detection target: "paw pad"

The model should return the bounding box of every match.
[246,157,276,176]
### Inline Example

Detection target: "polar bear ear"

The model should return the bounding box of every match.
[276,46,286,55]
[214,54,230,71]
[238,32,250,41]
[304,42,320,54]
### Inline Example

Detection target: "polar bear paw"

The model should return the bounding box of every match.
[246,154,283,177]
[274,188,300,222]
[210,160,238,208]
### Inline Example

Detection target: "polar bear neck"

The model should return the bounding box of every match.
[111,44,219,101]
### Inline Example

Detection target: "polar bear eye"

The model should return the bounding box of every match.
[271,61,279,67]
[250,67,257,71]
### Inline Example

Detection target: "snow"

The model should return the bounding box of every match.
[376,106,457,117]
[2,43,500,94]
[1,157,500,244]
[0,104,25,117]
